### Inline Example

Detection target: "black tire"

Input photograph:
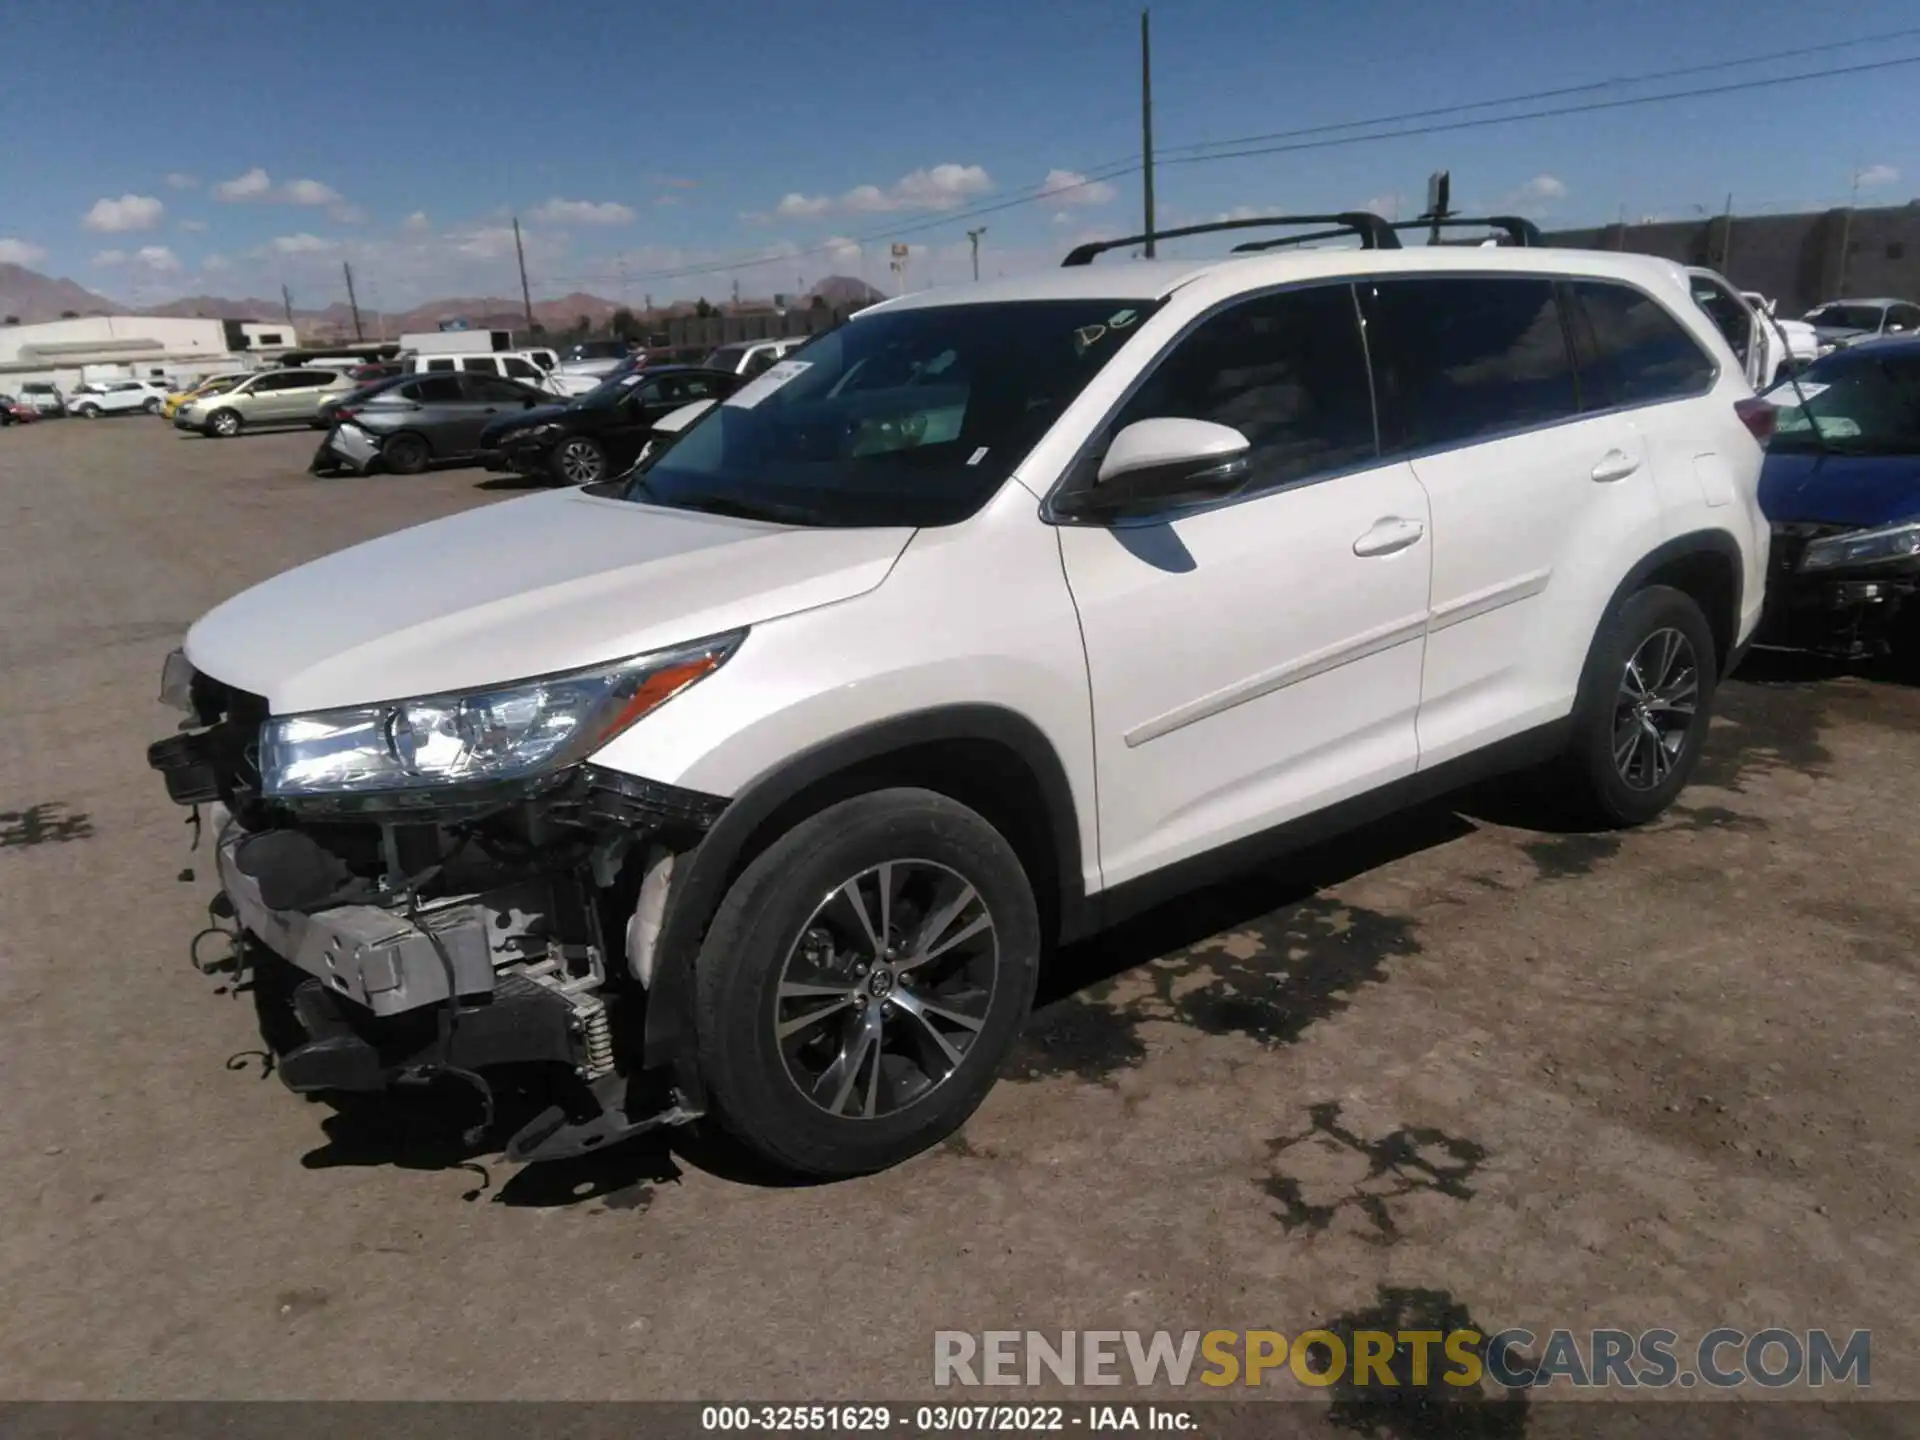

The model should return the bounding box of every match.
[1558,585,1718,827]
[552,435,606,486]
[143,397,161,414]
[77,404,100,419]
[206,408,241,438]
[382,432,430,475]
[694,787,1040,1179]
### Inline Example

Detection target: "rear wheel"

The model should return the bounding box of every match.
[553,436,606,485]
[77,404,100,419]
[694,788,1040,1179]
[143,397,162,414]
[207,408,241,438]
[382,432,430,475]
[1558,585,1718,827]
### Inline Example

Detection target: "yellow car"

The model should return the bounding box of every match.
[160,372,251,420]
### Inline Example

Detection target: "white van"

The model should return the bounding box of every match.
[403,350,585,397]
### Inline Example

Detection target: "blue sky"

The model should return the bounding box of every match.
[3,0,1917,308]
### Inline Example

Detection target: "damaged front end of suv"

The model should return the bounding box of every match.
[146,635,740,1162]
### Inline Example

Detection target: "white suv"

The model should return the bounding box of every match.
[149,220,1769,1179]
[67,378,167,417]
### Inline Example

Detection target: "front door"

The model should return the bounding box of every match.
[1056,281,1432,890]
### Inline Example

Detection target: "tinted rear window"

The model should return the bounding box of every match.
[1368,276,1579,450]
[1569,281,1716,406]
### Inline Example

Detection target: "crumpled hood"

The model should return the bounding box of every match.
[1760,451,1920,528]
[186,487,912,713]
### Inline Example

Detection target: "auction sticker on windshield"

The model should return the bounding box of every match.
[725,360,812,410]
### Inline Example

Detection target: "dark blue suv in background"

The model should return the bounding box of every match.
[1759,336,1920,661]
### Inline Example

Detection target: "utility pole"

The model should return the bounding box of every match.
[1836,166,1861,300]
[1140,9,1156,257]
[967,226,987,281]
[341,261,364,342]
[1720,191,1734,271]
[281,284,294,327]
[512,216,535,333]
[731,277,741,309]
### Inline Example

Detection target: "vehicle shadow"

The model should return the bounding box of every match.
[474,473,556,492]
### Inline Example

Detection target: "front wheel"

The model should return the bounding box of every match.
[1558,585,1719,827]
[77,404,100,419]
[206,408,242,438]
[694,788,1040,1179]
[144,397,162,414]
[552,436,606,486]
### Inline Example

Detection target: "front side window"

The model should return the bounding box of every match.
[460,356,502,375]
[743,347,779,377]
[407,376,463,403]
[503,356,540,380]
[1886,305,1920,334]
[1765,350,1920,454]
[1108,283,1376,494]
[625,299,1161,526]
[425,358,456,373]
[706,345,748,373]
[1369,276,1579,449]
[1570,280,1716,406]
[1688,277,1753,368]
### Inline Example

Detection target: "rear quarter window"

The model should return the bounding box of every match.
[1568,280,1716,407]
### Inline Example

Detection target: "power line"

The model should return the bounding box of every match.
[1154,24,1920,159]
[544,45,1920,289]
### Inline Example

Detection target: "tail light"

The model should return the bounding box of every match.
[1734,397,1776,443]
[334,407,358,422]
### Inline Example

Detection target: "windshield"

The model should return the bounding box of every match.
[1806,304,1884,332]
[573,366,647,408]
[705,345,748,372]
[620,299,1159,527]
[1766,350,1920,454]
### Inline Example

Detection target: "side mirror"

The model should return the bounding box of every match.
[1060,417,1252,520]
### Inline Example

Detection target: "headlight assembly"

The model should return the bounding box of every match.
[1800,518,1920,572]
[259,631,743,799]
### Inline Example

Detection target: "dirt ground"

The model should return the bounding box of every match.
[0,419,1914,1416]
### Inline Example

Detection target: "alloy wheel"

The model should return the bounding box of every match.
[772,859,998,1120]
[1613,626,1698,790]
[558,439,603,484]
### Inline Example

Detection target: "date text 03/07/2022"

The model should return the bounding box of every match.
[698,1404,1197,1433]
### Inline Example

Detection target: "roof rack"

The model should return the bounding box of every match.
[1061,212,1400,267]
[1394,215,1544,247]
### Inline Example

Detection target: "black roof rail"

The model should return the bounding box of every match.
[1231,225,1382,253]
[1387,215,1545,247]
[1061,212,1399,267]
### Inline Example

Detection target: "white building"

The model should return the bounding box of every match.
[0,315,299,392]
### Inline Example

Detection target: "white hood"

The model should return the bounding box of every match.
[186,487,911,713]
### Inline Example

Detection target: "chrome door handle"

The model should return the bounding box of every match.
[1591,449,1642,483]
[1353,517,1426,557]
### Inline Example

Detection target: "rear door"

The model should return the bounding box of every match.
[452,375,536,451]
[393,374,470,449]
[1363,273,1658,767]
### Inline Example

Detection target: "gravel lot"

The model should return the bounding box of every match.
[1,419,1914,1411]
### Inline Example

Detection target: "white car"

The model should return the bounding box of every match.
[403,350,589,398]
[1738,292,1821,375]
[67,378,167,417]
[150,226,1768,1179]
[704,336,808,377]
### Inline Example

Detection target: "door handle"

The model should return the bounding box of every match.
[1591,449,1642,483]
[1352,517,1425,557]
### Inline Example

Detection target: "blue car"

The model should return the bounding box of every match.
[1758,336,1920,660]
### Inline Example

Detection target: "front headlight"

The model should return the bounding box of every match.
[1800,518,1920,572]
[259,631,743,798]
[519,423,563,443]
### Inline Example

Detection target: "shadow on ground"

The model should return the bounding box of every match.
[1317,1286,1530,1438]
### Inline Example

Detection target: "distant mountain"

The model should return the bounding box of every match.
[0,263,121,323]
[149,295,286,321]
[812,274,887,306]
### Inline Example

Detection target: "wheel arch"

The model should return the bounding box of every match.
[639,704,1090,1081]
[1618,528,1744,674]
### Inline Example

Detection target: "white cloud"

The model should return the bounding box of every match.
[270,233,334,254]
[0,237,47,265]
[529,197,636,225]
[775,192,833,219]
[1858,163,1899,188]
[82,194,166,233]
[164,172,199,191]
[847,163,993,213]
[136,245,182,273]
[201,253,231,272]
[452,225,519,260]
[401,210,431,234]
[1038,169,1117,206]
[1364,193,1407,220]
[91,250,128,266]
[1518,174,1568,201]
[215,167,273,201]
[177,218,209,234]
[282,178,342,207]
